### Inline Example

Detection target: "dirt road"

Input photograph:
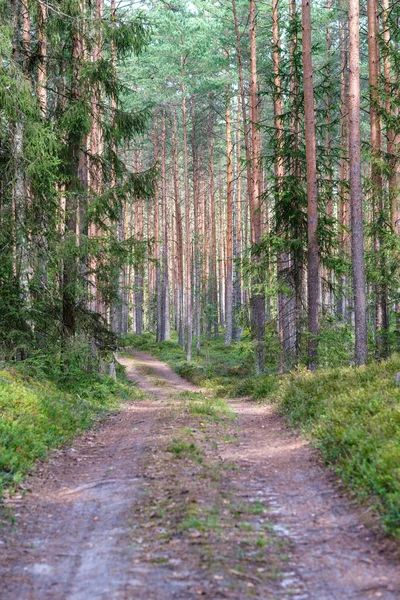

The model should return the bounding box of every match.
[1,351,399,599]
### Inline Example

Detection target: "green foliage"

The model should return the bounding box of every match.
[166,438,202,459]
[0,343,141,494]
[317,319,354,368]
[0,0,153,359]
[272,356,400,535]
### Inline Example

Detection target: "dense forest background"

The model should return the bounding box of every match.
[1,0,400,375]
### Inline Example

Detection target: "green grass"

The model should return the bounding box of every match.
[166,438,203,459]
[271,357,400,535]
[0,346,142,494]
[123,332,400,536]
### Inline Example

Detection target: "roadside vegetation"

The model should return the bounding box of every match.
[0,343,141,496]
[124,332,400,536]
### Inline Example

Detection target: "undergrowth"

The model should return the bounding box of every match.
[273,357,400,536]
[0,342,141,494]
[124,332,400,536]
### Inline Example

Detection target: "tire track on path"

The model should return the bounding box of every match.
[1,350,399,599]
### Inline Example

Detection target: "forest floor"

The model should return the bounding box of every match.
[1,350,400,600]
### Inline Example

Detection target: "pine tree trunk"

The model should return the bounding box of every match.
[62,23,86,339]
[133,151,144,336]
[382,0,400,336]
[161,110,170,340]
[273,0,295,372]
[367,0,388,356]
[190,101,201,353]
[324,0,333,314]
[88,0,104,318]
[233,96,242,343]
[249,0,265,374]
[337,18,350,321]
[181,67,192,361]
[348,0,368,365]
[37,0,47,117]
[218,175,225,329]
[154,115,162,342]
[208,113,218,339]
[172,108,185,347]
[225,85,234,347]
[302,0,320,369]
[289,0,303,357]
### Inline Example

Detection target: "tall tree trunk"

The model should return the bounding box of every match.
[62,19,86,339]
[172,108,184,347]
[302,0,320,369]
[289,0,303,357]
[273,0,295,372]
[208,112,218,339]
[233,95,242,342]
[154,115,162,342]
[382,0,399,235]
[367,0,388,356]
[337,11,349,321]
[181,62,192,361]
[88,0,104,317]
[37,0,47,117]
[382,0,400,335]
[134,150,144,336]
[231,0,254,231]
[225,85,234,347]
[147,187,155,332]
[218,172,225,329]
[161,110,170,340]
[324,0,333,313]
[191,100,201,353]
[348,0,368,365]
[249,0,265,374]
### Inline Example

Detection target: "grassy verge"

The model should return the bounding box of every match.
[123,332,400,536]
[273,358,400,536]
[0,345,142,495]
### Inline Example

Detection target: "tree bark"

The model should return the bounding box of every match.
[207,112,219,339]
[181,59,192,361]
[172,107,185,347]
[154,115,162,342]
[231,0,254,218]
[249,0,265,374]
[302,0,320,369]
[273,0,295,372]
[233,95,243,342]
[161,110,170,340]
[367,0,388,356]
[348,0,368,365]
[191,100,201,353]
[338,11,349,321]
[324,0,333,313]
[225,85,234,347]
[37,0,47,117]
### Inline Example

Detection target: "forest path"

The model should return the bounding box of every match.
[1,350,399,600]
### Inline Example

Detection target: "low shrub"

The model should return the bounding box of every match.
[0,343,141,494]
[272,357,400,535]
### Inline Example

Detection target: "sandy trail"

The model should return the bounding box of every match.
[224,400,400,599]
[1,350,399,599]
